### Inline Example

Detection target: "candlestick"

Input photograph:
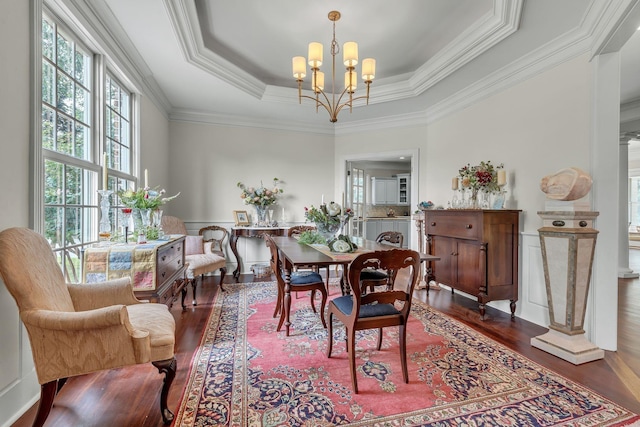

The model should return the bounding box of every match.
[98,190,113,243]
[102,152,108,190]
[144,169,149,188]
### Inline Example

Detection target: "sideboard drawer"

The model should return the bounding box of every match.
[157,242,184,284]
[158,241,183,264]
[425,212,481,240]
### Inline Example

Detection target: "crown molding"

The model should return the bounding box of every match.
[164,0,266,99]
[409,0,522,96]
[169,109,335,135]
[58,0,172,115]
[167,0,522,106]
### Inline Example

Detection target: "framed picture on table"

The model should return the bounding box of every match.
[233,210,250,226]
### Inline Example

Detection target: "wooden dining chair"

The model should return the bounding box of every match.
[264,234,327,335]
[361,231,404,293]
[286,225,334,288]
[326,248,420,393]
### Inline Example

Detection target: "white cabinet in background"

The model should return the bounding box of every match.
[372,178,398,205]
[364,219,410,248]
[397,173,410,205]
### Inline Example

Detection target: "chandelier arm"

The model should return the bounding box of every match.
[299,94,333,116]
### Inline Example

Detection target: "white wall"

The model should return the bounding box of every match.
[167,121,335,271]
[0,1,41,424]
[140,96,172,205]
[336,54,596,329]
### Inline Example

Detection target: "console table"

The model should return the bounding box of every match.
[83,235,186,308]
[230,226,286,279]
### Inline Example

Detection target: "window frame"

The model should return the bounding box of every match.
[33,1,140,282]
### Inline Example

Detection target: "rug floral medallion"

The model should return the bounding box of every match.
[173,281,639,426]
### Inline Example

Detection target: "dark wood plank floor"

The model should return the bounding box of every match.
[13,253,640,426]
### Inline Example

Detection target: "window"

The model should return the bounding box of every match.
[39,9,137,282]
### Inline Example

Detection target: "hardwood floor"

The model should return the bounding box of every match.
[13,255,640,426]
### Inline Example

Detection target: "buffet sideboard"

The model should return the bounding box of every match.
[424,209,520,318]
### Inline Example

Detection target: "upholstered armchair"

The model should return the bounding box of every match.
[161,216,227,298]
[0,227,177,426]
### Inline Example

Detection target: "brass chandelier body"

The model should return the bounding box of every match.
[292,11,375,123]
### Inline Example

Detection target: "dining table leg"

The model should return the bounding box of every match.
[284,267,292,336]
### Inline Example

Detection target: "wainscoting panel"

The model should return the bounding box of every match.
[517,231,550,327]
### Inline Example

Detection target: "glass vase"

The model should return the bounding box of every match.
[152,209,164,238]
[316,222,340,241]
[254,205,269,226]
[469,188,479,209]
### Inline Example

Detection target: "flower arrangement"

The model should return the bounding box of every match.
[237,178,283,206]
[303,202,354,245]
[117,187,180,210]
[458,161,504,194]
[304,203,343,225]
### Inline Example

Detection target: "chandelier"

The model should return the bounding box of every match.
[292,11,375,123]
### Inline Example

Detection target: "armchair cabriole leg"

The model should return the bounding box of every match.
[32,380,57,427]
[153,357,177,425]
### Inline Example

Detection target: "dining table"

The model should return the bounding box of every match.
[269,235,439,336]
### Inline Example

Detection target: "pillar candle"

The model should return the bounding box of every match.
[144,169,149,188]
[102,152,108,189]
[452,177,458,190]
[498,170,507,186]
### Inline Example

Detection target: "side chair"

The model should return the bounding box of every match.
[161,216,227,301]
[199,225,230,291]
[264,234,327,336]
[0,227,177,426]
[326,248,420,393]
[361,231,404,293]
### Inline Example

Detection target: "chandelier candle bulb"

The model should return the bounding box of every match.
[292,56,306,79]
[362,58,376,81]
[343,41,358,66]
[452,177,459,191]
[498,170,507,186]
[308,42,323,68]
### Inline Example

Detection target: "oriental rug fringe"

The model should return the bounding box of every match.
[172,281,640,426]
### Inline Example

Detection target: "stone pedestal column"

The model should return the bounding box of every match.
[531,210,604,364]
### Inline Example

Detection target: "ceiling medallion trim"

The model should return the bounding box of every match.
[167,0,522,105]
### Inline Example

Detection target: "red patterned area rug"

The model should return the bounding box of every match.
[172,281,640,426]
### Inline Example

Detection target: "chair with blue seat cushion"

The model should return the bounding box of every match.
[264,234,327,335]
[361,231,404,293]
[326,248,420,393]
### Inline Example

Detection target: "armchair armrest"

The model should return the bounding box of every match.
[68,277,142,311]
[21,305,137,332]
[20,305,152,384]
